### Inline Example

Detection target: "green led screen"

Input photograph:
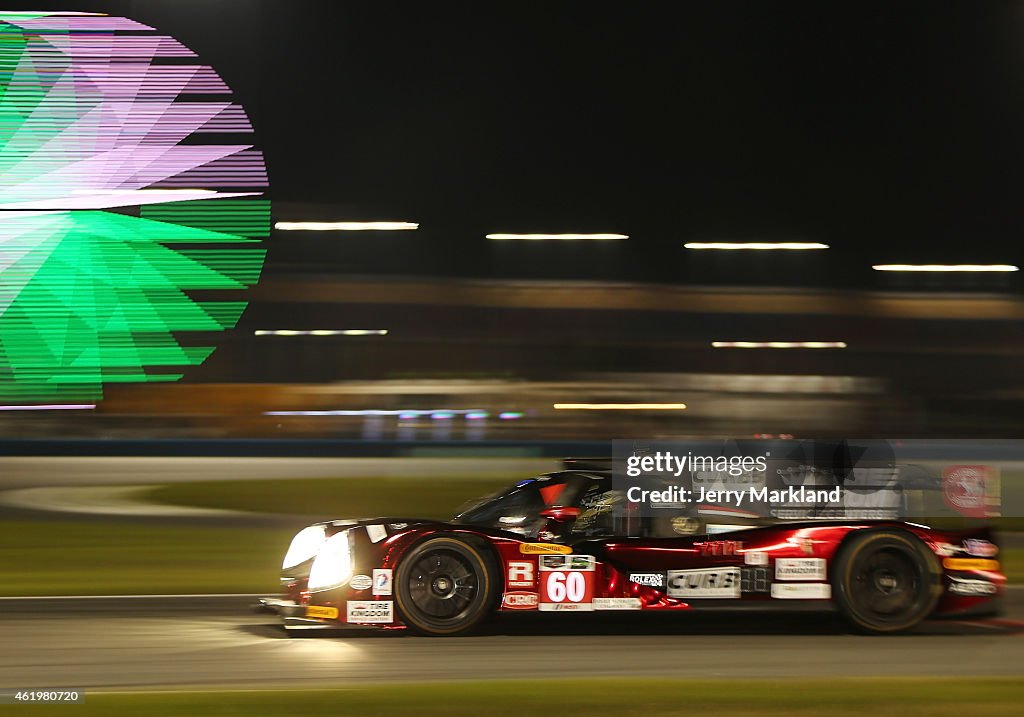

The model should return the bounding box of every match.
[0,11,269,404]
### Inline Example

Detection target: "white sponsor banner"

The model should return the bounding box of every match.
[666,568,740,598]
[744,551,768,566]
[948,577,997,596]
[771,583,831,599]
[538,601,594,611]
[592,597,642,610]
[372,568,393,595]
[346,600,393,623]
[775,557,826,581]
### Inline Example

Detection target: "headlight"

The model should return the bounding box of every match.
[308,530,353,591]
[282,525,326,570]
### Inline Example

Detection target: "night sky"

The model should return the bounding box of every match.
[14,1,1024,286]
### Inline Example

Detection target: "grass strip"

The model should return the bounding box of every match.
[0,520,293,596]
[12,677,1024,717]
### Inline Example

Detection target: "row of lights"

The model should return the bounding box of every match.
[711,341,846,349]
[2,403,693,414]
[264,409,524,420]
[272,222,1017,271]
[254,329,388,337]
[267,404,694,415]
[231,224,988,418]
[252,332,847,350]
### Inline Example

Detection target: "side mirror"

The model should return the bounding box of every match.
[539,506,581,522]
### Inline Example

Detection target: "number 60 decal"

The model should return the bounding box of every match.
[545,571,588,602]
[538,554,595,611]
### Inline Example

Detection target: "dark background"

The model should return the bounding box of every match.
[8,2,1024,438]
[15,1,1024,285]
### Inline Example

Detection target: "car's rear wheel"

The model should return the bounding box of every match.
[395,536,496,636]
[833,530,942,634]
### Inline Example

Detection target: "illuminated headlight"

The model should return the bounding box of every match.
[282,525,326,570]
[308,530,353,591]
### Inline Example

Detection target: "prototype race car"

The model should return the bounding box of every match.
[262,459,1004,636]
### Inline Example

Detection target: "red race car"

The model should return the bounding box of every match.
[262,460,1004,636]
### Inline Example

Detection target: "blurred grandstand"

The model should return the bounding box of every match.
[5,227,1022,440]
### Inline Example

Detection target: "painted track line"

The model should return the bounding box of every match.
[0,585,1021,601]
[0,593,269,600]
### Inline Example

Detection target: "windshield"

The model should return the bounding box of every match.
[452,472,774,540]
[453,473,599,538]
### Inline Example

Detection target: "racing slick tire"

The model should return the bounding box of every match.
[832,529,942,634]
[395,536,497,636]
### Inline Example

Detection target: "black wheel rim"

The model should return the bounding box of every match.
[406,549,479,620]
[850,546,920,621]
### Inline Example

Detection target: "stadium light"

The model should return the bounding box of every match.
[274,222,419,231]
[872,264,1018,272]
[0,404,96,411]
[486,233,628,241]
[684,242,828,250]
[711,341,847,349]
[264,409,486,417]
[254,330,389,336]
[553,403,687,410]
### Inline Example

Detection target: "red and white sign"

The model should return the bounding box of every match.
[963,539,998,558]
[506,560,536,589]
[539,554,595,611]
[943,465,992,518]
[501,591,539,609]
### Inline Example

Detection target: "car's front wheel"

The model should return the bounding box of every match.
[395,536,496,636]
[832,530,942,634]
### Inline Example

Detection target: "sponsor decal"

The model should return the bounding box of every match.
[744,551,768,566]
[697,540,742,556]
[666,568,741,598]
[741,566,772,593]
[775,558,827,581]
[934,542,963,557]
[349,574,373,591]
[346,600,393,624]
[372,568,393,595]
[305,604,339,620]
[963,539,998,558]
[629,573,664,588]
[592,597,642,610]
[942,465,993,518]
[365,524,388,543]
[501,591,539,609]
[519,542,573,555]
[770,583,831,600]
[943,558,1000,572]
[948,577,998,597]
[538,601,593,612]
[540,554,596,609]
[539,554,596,571]
[795,537,816,555]
[507,560,536,588]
